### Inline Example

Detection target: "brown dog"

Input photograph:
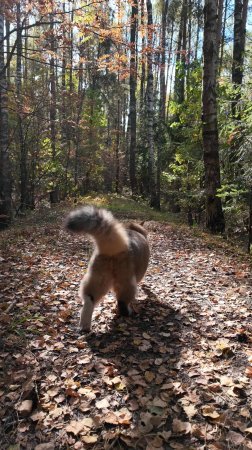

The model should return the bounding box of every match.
[65,206,150,331]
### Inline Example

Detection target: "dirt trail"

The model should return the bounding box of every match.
[0,217,251,449]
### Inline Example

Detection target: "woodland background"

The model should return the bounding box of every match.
[1,2,252,449]
[0,0,251,247]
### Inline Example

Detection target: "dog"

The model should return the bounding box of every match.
[65,206,150,331]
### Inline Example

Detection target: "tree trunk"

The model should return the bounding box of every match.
[231,0,248,116]
[115,75,121,194]
[17,1,28,211]
[174,0,187,104]
[0,10,12,227]
[216,0,224,60]
[49,14,58,203]
[219,0,228,73]
[140,0,145,113]
[157,0,169,210]
[248,188,252,253]
[146,0,157,208]
[129,0,138,195]
[202,0,225,233]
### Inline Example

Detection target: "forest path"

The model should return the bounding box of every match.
[0,213,251,450]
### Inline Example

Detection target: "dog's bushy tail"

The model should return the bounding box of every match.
[65,205,114,234]
[65,206,129,254]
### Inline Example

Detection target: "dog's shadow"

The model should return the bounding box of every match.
[82,284,184,407]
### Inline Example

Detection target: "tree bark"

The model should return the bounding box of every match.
[202,0,225,233]
[231,0,248,116]
[219,0,228,73]
[129,0,138,195]
[0,9,12,227]
[174,0,187,104]
[146,0,157,208]
[16,1,28,210]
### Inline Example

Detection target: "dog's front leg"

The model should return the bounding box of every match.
[79,295,94,332]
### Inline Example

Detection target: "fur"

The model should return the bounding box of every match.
[65,206,150,331]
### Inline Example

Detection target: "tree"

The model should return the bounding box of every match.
[129,0,138,195]
[202,0,225,232]
[231,0,248,116]
[0,7,12,228]
[146,0,157,208]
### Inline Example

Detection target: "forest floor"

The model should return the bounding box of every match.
[0,196,252,450]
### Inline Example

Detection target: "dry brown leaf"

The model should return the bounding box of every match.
[65,418,93,435]
[240,407,250,418]
[34,444,55,450]
[202,405,220,419]
[146,435,164,449]
[245,366,252,378]
[30,411,46,422]
[226,431,244,445]
[16,399,33,417]
[81,435,98,444]
[183,403,197,419]
[159,430,172,442]
[104,411,119,424]
[220,376,233,386]
[144,370,155,383]
[96,398,110,409]
[152,396,167,408]
[172,418,191,434]
[116,407,132,424]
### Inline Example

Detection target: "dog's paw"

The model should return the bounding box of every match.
[118,301,133,317]
[79,321,91,333]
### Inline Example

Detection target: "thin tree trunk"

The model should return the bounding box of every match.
[157,0,169,210]
[129,0,138,195]
[115,91,120,194]
[146,0,157,208]
[231,0,248,116]
[140,0,146,113]
[202,0,225,233]
[194,0,201,61]
[219,0,228,73]
[16,1,28,210]
[49,14,58,203]
[216,0,224,60]
[248,188,252,253]
[174,0,186,104]
[0,10,12,227]
[6,20,10,85]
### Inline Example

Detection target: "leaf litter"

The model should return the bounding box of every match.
[0,215,252,449]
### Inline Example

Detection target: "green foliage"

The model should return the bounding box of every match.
[163,65,203,219]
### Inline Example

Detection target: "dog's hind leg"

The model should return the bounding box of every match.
[115,277,137,317]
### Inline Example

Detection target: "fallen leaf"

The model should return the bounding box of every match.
[172,418,191,434]
[96,398,110,409]
[245,367,252,378]
[81,435,98,444]
[16,400,33,417]
[183,403,197,419]
[66,418,93,435]
[226,431,244,445]
[202,405,220,419]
